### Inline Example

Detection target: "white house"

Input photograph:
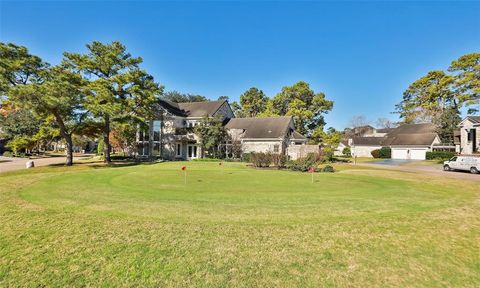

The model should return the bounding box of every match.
[349,123,442,160]
[456,116,480,155]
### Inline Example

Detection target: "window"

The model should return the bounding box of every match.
[153,121,161,141]
[273,144,279,153]
[176,143,182,157]
[468,129,473,141]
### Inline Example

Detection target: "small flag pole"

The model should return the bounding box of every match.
[181,166,187,185]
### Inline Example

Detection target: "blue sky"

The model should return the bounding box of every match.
[1,1,479,129]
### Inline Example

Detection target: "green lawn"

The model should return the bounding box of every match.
[0,162,479,287]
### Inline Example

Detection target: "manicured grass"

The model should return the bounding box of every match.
[0,162,479,287]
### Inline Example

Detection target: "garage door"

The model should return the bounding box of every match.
[409,149,426,160]
[392,148,408,159]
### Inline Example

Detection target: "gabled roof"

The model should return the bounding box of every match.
[376,128,394,134]
[177,100,227,117]
[291,130,307,140]
[351,123,439,147]
[156,99,228,118]
[465,116,480,124]
[386,133,438,146]
[382,123,438,146]
[225,116,293,139]
[352,136,385,146]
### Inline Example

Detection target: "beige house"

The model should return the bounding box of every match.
[456,116,480,154]
[138,100,309,160]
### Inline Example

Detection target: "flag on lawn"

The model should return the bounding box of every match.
[308,167,315,173]
[181,166,187,171]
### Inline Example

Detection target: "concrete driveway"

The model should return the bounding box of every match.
[0,155,91,174]
[358,161,480,182]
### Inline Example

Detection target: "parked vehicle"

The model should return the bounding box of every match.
[443,155,480,174]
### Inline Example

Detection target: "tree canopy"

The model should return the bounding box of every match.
[162,90,208,103]
[64,41,163,162]
[395,52,480,142]
[9,65,90,165]
[239,87,268,117]
[271,81,333,135]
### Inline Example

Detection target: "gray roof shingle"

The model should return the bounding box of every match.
[225,117,293,139]
[352,137,385,146]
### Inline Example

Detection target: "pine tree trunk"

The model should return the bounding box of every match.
[103,114,111,163]
[53,112,74,166]
[65,134,74,166]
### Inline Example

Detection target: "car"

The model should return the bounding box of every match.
[443,155,480,174]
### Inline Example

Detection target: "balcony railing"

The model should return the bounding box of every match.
[175,127,195,135]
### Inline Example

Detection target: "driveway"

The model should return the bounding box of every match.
[357,160,480,182]
[0,155,92,174]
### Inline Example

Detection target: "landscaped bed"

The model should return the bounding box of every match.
[0,162,479,286]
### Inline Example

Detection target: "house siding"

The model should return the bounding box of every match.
[459,119,480,154]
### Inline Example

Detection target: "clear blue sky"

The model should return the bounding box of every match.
[1,1,479,129]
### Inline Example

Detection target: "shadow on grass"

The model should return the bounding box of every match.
[46,160,159,170]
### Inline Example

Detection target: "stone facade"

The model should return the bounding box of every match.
[457,117,480,154]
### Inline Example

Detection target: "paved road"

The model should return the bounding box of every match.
[357,162,480,182]
[0,155,91,174]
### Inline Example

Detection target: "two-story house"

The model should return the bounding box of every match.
[137,99,309,160]
[456,116,480,154]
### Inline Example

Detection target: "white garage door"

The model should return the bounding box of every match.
[409,149,426,160]
[392,148,427,160]
[392,148,408,159]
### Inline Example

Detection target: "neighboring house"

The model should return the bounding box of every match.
[336,126,390,156]
[350,137,385,157]
[456,116,480,154]
[383,123,441,160]
[138,100,309,160]
[334,139,349,156]
[350,123,442,160]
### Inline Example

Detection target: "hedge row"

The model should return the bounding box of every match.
[426,151,456,160]
[247,152,334,173]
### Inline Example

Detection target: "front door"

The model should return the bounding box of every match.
[187,145,198,160]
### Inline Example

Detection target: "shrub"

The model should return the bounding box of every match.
[287,153,320,172]
[2,151,13,157]
[250,152,272,168]
[371,147,391,159]
[241,153,252,163]
[97,138,104,156]
[426,151,456,160]
[379,147,391,158]
[371,149,381,158]
[321,147,334,162]
[272,154,287,169]
[342,147,351,157]
[322,165,334,173]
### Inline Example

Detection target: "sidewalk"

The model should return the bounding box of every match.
[0,155,91,174]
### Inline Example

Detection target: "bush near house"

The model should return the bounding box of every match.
[371,147,391,159]
[426,151,456,160]
[342,147,351,157]
[272,154,287,169]
[286,153,321,172]
[322,165,335,172]
[250,152,273,168]
[241,153,252,163]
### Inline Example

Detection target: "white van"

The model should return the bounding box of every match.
[443,155,480,174]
